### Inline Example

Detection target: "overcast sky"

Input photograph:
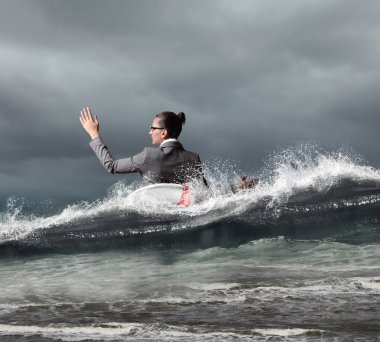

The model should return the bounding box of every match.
[1,0,380,202]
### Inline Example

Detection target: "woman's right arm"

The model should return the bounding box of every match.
[80,107,145,174]
[89,137,146,174]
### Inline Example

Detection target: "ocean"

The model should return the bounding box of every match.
[0,145,379,341]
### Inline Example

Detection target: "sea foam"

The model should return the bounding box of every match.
[1,143,380,243]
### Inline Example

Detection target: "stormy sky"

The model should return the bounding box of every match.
[1,0,380,202]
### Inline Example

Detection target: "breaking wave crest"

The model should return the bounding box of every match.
[1,143,380,252]
[0,322,326,341]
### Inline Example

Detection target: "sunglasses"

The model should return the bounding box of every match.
[150,126,166,130]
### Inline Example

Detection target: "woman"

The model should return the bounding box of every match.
[79,107,208,186]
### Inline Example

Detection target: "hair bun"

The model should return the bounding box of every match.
[177,112,186,125]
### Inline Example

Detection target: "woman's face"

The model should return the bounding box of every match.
[149,118,167,145]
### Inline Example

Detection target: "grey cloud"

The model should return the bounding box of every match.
[1,0,380,200]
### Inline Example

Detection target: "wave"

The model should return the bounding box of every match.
[133,275,380,307]
[0,322,326,341]
[1,143,380,255]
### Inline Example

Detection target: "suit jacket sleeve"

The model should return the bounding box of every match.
[196,155,209,187]
[89,137,146,174]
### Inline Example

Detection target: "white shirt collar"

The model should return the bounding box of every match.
[159,138,178,147]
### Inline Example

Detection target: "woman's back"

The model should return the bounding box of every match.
[81,108,207,186]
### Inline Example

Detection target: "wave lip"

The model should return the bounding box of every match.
[2,143,380,252]
[0,322,325,341]
[252,328,324,337]
[186,282,241,291]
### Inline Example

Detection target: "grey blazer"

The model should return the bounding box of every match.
[90,137,207,185]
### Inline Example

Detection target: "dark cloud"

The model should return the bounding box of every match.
[1,0,380,200]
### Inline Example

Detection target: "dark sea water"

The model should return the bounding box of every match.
[0,146,380,341]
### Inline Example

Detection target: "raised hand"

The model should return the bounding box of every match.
[80,107,100,140]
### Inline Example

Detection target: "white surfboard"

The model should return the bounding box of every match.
[127,183,190,206]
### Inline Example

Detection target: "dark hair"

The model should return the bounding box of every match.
[155,111,186,138]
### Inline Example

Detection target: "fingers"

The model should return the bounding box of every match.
[85,107,92,120]
[80,107,96,123]
[79,115,85,126]
[80,107,91,121]
[80,108,87,123]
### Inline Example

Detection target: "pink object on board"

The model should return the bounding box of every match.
[177,184,191,206]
